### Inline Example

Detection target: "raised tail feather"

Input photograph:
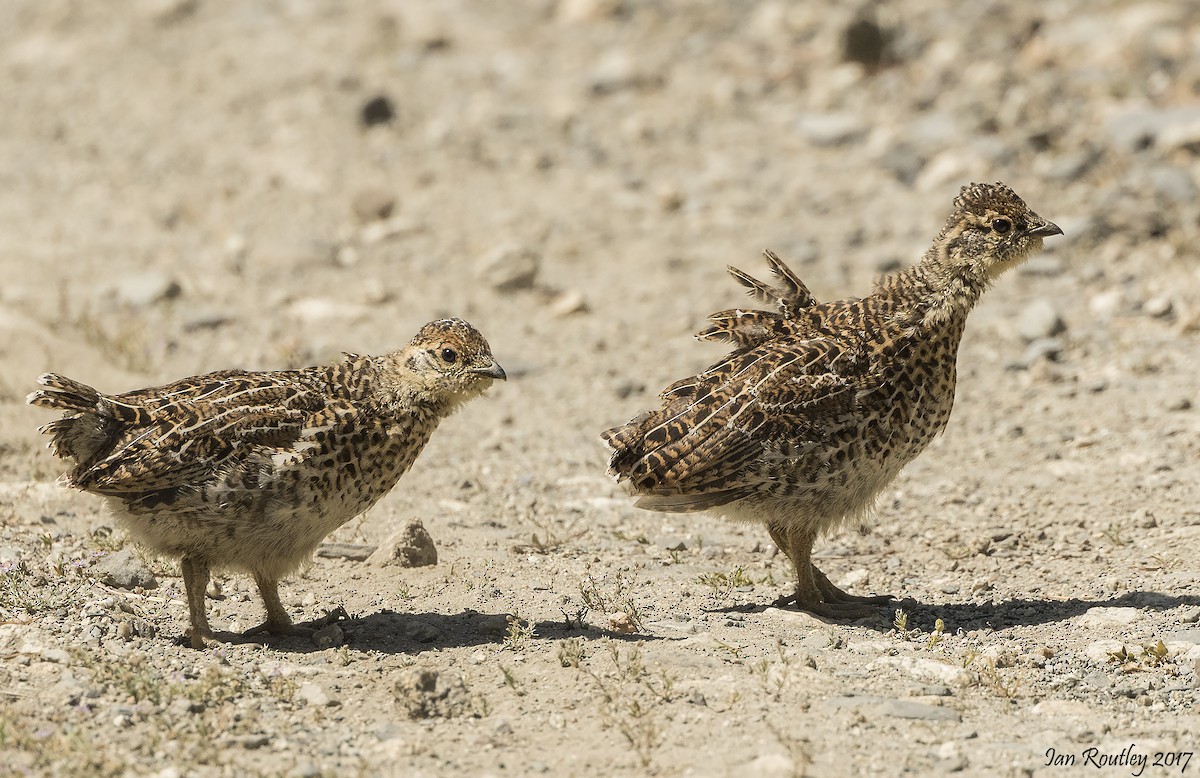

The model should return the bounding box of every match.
[727,250,818,315]
[28,373,148,465]
[26,373,102,413]
[27,373,147,423]
[696,251,819,347]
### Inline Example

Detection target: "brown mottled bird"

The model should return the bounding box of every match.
[29,318,505,647]
[603,183,1061,618]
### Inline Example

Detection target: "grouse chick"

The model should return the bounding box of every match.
[602,183,1061,618]
[29,318,505,646]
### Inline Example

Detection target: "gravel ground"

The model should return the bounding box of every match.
[1,1,1199,776]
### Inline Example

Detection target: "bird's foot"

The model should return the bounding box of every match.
[772,596,884,621]
[184,627,217,649]
[243,606,350,640]
[812,566,894,605]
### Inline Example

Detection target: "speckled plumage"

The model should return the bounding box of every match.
[29,318,505,646]
[603,183,1061,618]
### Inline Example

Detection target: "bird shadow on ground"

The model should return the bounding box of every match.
[719,590,1200,634]
[237,609,663,655]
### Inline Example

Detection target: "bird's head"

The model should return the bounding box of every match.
[937,182,1062,281]
[392,318,505,410]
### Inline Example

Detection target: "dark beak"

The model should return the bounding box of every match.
[472,361,507,381]
[1028,220,1063,238]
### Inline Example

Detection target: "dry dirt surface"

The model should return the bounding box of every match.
[2,1,1200,776]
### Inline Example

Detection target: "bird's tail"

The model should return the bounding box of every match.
[27,373,147,464]
[27,373,102,413]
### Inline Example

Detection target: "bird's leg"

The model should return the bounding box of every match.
[767,522,882,620]
[180,555,214,649]
[244,573,311,638]
[812,566,894,606]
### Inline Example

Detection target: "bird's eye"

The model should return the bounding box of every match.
[991,218,1012,234]
[440,347,458,364]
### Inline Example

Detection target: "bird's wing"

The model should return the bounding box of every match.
[603,334,874,510]
[73,368,332,495]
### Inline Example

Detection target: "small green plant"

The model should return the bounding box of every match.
[579,567,645,631]
[1108,640,1172,671]
[558,638,585,668]
[892,608,909,634]
[512,515,587,554]
[577,641,677,769]
[926,618,946,649]
[561,604,589,630]
[502,613,534,651]
[499,664,526,696]
[1101,522,1128,547]
[697,567,754,601]
[1142,639,1170,667]
[976,658,1021,698]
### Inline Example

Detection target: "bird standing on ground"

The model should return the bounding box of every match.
[29,318,505,647]
[602,183,1061,618]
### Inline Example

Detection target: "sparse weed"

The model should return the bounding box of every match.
[558,637,586,668]
[499,664,526,696]
[512,515,587,554]
[561,604,589,630]
[0,560,95,618]
[1142,639,1170,667]
[697,566,754,602]
[926,618,946,649]
[1107,640,1172,672]
[579,567,645,632]
[1101,522,1129,547]
[975,658,1022,698]
[576,640,677,769]
[502,613,534,651]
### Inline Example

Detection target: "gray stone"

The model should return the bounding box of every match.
[114,273,182,308]
[351,188,396,223]
[874,699,961,721]
[367,519,437,568]
[92,548,157,590]
[1017,299,1066,342]
[1042,150,1099,182]
[477,245,539,292]
[1020,338,1064,366]
[311,623,343,649]
[1106,106,1200,153]
[794,112,866,147]
[316,543,376,561]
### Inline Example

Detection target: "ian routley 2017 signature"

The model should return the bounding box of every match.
[1044,745,1192,776]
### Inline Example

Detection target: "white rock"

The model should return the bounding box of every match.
[298,682,338,707]
[1079,606,1141,627]
[1083,639,1126,663]
[744,754,795,777]
[874,656,973,686]
[839,568,870,589]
